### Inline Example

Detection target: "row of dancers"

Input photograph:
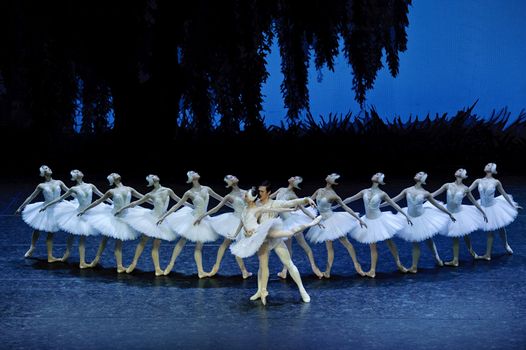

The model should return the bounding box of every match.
[15,163,520,304]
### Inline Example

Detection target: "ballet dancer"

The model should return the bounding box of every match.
[469,163,521,260]
[271,176,323,279]
[429,168,488,266]
[15,165,69,262]
[157,171,223,278]
[305,173,367,278]
[116,175,190,276]
[193,175,252,278]
[386,171,456,273]
[345,173,412,278]
[40,169,109,268]
[230,187,322,305]
[78,173,148,272]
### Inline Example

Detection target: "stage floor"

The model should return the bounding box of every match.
[0,182,525,349]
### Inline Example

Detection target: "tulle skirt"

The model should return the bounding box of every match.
[436,204,484,237]
[478,195,518,231]
[164,207,218,243]
[230,218,282,258]
[349,212,405,244]
[22,201,61,233]
[121,207,177,241]
[209,212,241,239]
[396,207,450,242]
[89,206,141,241]
[306,211,360,243]
[54,200,109,236]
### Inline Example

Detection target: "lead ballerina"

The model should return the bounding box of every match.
[15,165,69,262]
[229,187,322,305]
[386,171,456,273]
[469,163,521,260]
[345,172,412,278]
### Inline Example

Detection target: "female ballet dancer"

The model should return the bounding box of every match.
[271,176,323,279]
[115,174,191,276]
[346,173,412,278]
[305,173,367,278]
[386,171,456,273]
[78,173,148,272]
[193,175,252,278]
[15,165,69,262]
[229,187,322,305]
[157,171,223,278]
[40,170,108,268]
[468,163,521,260]
[429,168,488,266]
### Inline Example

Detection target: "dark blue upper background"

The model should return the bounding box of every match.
[262,0,526,124]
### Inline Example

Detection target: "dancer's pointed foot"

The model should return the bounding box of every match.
[468,249,480,259]
[435,257,444,266]
[505,244,514,255]
[208,264,219,277]
[300,289,311,303]
[312,266,324,279]
[444,259,459,266]
[323,269,331,279]
[198,271,208,279]
[47,256,61,263]
[397,263,408,273]
[117,265,126,273]
[24,246,36,258]
[250,290,261,301]
[365,270,376,278]
[242,270,253,279]
[261,290,269,306]
[163,262,174,276]
[155,269,164,276]
[87,258,100,268]
[475,254,491,261]
[354,263,366,276]
[277,268,288,279]
[126,262,137,273]
[408,266,418,274]
[79,262,90,269]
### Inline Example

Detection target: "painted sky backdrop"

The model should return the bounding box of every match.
[261,0,526,125]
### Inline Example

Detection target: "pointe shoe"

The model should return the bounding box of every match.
[79,262,90,269]
[435,258,444,266]
[163,263,174,276]
[408,267,418,274]
[208,265,219,277]
[277,270,288,279]
[261,290,269,305]
[24,247,36,258]
[250,290,262,301]
[312,267,324,279]
[354,264,366,276]
[397,264,408,273]
[155,269,164,276]
[365,270,376,278]
[505,245,514,255]
[117,266,126,273]
[444,260,459,267]
[323,270,331,278]
[47,256,61,263]
[198,272,208,279]
[126,263,137,274]
[89,259,100,268]
[242,271,253,279]
[300,290,311,303]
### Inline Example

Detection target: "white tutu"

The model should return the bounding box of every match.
[282,207,317,231]
[230,218,283,258]
[54,200,108,236]
[22,201,61,233]
[306,211,360,243]
[437,204,484,237]
[89,206,141,241]
[121,207,177,241]
[209,212,241,238]
[349,212,405,244]
[164,207,218,243]
[396,207,450,242]
[478,195,518,231]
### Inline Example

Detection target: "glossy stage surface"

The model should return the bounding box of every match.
[0,181,525,349]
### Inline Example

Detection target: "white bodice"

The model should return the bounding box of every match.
[406,191,426,217]
[446,185,465,213]
[111,187,132,214]
[149,188,170,217]
[230,194,246,217]
[72,184,93,211]
[41,181,61,203]
[190,187,209,217]
[316,195,332,214]
[363,190,383,219]
[478,178,497,207]
[242,207,260,232]
[276,189,297,219]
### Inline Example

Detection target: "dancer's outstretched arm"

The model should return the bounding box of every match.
[466,190,488,222]
[15,186,42,214]
[91,184,113,204]
[167,189,193,209]
[78,190,112,216]
[382,193,412,225]
[333,190,364,210]
[194,194,231,225]
[40,188,75,211]
[206,186,226,203]
[334,196,366,227]
[157,191,191,224]
[429,184,447,198]
[425,193,456,221]
[467,179,480,193]
[115,193,151,216]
